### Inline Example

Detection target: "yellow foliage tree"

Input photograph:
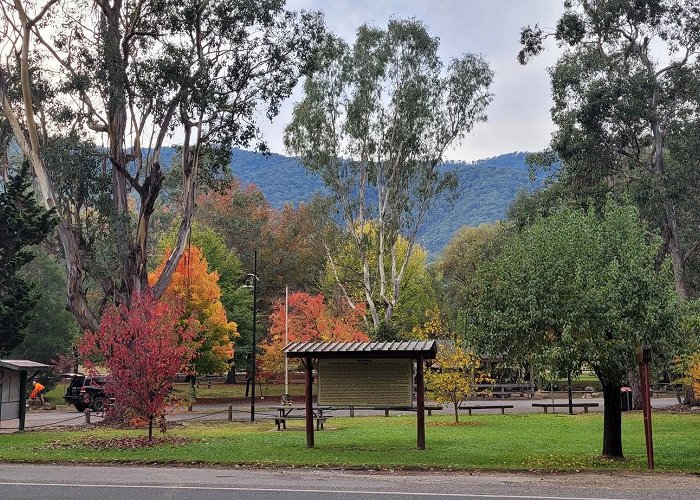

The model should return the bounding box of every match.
[690,354,700,399]
[150,245,238,375]
[426,344,491,423]
[411,307,449,339]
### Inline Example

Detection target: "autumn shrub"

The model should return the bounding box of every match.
[79,291,200,439]
[426,344,493,423]
[689,354,700,399]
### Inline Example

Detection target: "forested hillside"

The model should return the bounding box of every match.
[221,149,541,257]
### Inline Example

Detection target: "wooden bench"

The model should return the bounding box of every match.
[532,402,599,414]
[459,404,513,415]
[652,383,681,398]
[476,383,536,399]
[344,405,442,417]
[274,415,331,431]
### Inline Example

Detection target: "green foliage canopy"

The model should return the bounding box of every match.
[519,0,700,299]
[471,201,679,457]
[0,166,57,356]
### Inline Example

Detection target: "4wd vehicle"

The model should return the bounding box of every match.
[63,374,108,412]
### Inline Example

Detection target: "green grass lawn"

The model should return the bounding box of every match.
[45,385,66,404]
[1,413,698,472]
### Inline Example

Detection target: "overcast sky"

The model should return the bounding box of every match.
[258,0,564,162]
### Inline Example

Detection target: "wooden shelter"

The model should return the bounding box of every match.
[0,360,50,431]
[284,340,437,449]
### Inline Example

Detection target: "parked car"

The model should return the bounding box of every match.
[63,374,108,412]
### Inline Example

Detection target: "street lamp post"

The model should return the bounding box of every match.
[244,251,259,423]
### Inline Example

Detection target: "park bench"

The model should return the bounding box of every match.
[476,383,536,399]
[651,383,682,398]
[532,402,599,414]
[343,405,442,417]
[458,404,513,415]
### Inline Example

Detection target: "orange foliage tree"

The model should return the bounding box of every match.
[260,292,368,381]
[150,245,237,374]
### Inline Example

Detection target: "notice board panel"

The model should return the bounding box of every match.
[318,358,413,406]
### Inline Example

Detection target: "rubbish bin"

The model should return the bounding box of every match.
[620,387,633,411]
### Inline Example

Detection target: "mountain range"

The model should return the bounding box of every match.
[157,147,541,257]
[224,149,542,258]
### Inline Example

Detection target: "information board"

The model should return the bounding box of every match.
[318,358,413,406]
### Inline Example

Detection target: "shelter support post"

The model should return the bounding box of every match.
[305,356,314,448]
[567,370,573,415]
[18,370,27,431]
[640,360,654,469]
[416,356,425,450]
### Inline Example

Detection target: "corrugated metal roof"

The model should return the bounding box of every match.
[284,340,437,358]
[0,360,51,370]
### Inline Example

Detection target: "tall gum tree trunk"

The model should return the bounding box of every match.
[627,368,642,411]
[58,222,100,332]
[662,198,687,300]
[650,89,687,301]
[102,5,135,301]
[0,7,100,332]
[601,382,623,458]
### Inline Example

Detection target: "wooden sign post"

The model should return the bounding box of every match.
[285,341,437,450]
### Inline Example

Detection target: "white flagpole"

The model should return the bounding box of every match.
[285,285,289,396]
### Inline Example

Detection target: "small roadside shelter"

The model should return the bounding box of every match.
[0,360,50,431]
[284,340,437,449]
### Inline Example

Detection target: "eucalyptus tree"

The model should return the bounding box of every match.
[321,226,437,339]
[0,0,324,331]
[471,201,679,458]
[285,19,493,331]
[519,0,700,300]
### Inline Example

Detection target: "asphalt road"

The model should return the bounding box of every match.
[0,464,698,500]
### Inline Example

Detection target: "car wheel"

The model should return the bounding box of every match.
[91,396,105,412]
[74,404,87,412]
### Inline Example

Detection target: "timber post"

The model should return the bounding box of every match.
[416,356,425,450]
[305,355,314,448]
[18,371,27,432]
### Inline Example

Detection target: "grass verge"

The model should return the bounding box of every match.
[1,413,698,472]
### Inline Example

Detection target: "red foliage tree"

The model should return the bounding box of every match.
[79,291,200,439]
[260,292,368,380]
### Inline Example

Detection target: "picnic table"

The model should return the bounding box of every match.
[532,402,599,414]
[271,405,332,431]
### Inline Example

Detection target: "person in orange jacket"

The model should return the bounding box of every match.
[30,381,46,405]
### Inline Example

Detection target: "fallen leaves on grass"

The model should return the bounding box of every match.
[429,421,482,427]
[45,436,193,450]
[523,453,628,471]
